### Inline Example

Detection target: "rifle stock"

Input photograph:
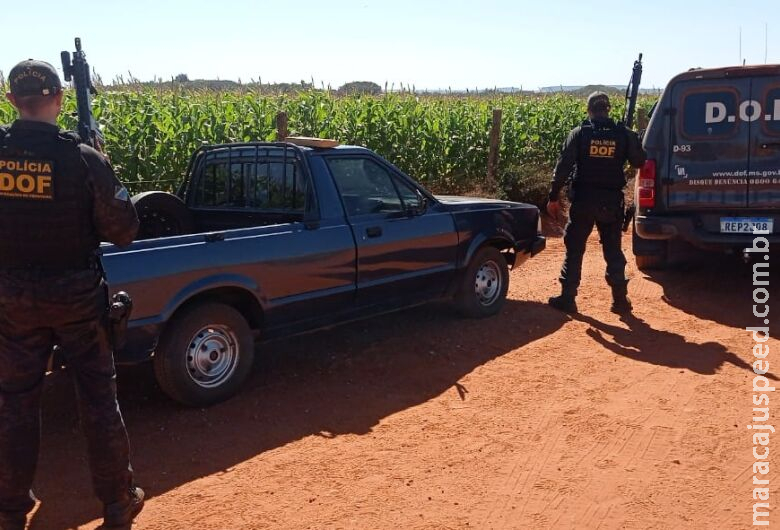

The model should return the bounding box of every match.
[61,38,103,149]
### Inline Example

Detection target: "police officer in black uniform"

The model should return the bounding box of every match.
[0,60,143,530]
[546,92,646,314]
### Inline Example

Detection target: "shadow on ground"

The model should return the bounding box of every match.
[29,299,567,530]
[574,313,777,380]
[640,250,778,331]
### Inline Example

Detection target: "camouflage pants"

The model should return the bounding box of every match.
[0,269,134,519]
[559,198,628,294]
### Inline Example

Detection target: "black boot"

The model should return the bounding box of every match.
[103,487,145,528]
[548,285,578,313]
[610,284,632,314]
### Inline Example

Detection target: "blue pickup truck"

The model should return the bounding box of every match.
[101,139,545,405]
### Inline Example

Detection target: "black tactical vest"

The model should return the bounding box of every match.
[574,118,628,191]
[0,122,98,270]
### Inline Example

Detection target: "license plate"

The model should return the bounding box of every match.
[720,217,774,233]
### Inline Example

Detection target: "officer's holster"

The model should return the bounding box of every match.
[108,291,133,352]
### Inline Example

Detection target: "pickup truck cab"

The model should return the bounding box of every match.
[633,64,780,268]
[103,139,545,406]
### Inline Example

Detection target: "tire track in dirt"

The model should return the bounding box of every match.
[472,233,756,530]
[30,232,779,529]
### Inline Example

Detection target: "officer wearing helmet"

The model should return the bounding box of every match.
[0,60,143,529]
[546,91,646,314]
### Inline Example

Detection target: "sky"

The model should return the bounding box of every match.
[1,0,777,91]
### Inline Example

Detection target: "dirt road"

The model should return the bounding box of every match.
[27,230,778,529]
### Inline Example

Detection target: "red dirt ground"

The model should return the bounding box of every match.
[23,229,779,529]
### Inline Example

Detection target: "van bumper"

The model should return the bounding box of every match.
[636,214,780,250]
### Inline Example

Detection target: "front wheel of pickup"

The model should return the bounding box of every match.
[154,303,255,407]
[455,246,509,318]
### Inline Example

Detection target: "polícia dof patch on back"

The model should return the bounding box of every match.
[0,158,55,200]
[588,139,617,159]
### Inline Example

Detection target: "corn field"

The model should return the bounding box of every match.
[0,89,656,205]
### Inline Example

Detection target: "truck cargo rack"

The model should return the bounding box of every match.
[180,142,315,213]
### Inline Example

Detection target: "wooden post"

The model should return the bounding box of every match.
[637,107,649,131]
[487,108,502,190]
[276,111,288,141]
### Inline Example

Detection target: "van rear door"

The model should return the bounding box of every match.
[749,78,780,209]
[667,79,751,209]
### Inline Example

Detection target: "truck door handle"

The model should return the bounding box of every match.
[366,226,383,238]
[761,142,780,150]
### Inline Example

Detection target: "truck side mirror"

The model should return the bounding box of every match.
[414,189,428,215]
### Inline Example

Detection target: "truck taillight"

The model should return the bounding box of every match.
[637,159,656,208]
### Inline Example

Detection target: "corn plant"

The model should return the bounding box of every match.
[0,89,657,197]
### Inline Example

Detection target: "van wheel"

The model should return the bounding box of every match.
[132,191,195,239]
[455,246,509,318]
[154,303,254,407]
[635,252,667,270]
[632,225,668,270]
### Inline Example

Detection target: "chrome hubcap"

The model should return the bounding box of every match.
[475,260,501,306]
[186,325,239,388]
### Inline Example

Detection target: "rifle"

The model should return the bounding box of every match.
[60,38,104,149]
[622,53,643,129]
[622,53,643,232]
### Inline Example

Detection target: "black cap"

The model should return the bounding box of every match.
[587,91,610,112]
[8,59,62,97]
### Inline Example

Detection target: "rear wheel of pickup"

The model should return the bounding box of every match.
[154,303,254,406]
[455,246,509,318]
[132,191,195,240]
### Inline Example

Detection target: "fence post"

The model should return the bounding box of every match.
[276,111,288,141]
[637,107,649,131]
[487,108,502,190]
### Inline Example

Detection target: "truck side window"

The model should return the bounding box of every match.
[394,176,422,210]
[327,158,403,216]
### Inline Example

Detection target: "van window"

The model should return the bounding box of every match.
[681,88,740,139]
[764,87,780,136]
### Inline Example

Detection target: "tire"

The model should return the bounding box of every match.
[455,246,510,318]
[154,303,255,406]
[635,253,667,270]
[632,223,668,271]
[131,191,195,240]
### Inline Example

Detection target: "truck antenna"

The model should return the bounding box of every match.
[739,26,742,65]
